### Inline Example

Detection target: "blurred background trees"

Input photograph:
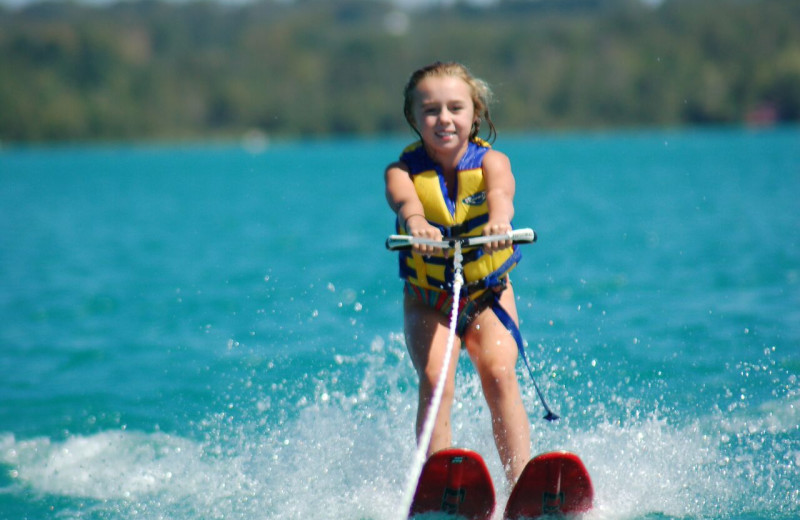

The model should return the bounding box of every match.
[1,0,798,142]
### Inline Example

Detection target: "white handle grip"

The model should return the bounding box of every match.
[386,228,537,251]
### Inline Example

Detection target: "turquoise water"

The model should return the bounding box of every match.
[1,127,798,520]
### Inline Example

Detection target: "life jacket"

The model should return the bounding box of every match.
[396,139,521,298]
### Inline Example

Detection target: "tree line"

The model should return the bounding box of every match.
[1,0,799,142]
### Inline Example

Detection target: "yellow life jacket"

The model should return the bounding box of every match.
[396,139,521,298]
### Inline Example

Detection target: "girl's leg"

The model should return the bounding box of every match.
[463,284,531,484]
[404,295,462,456]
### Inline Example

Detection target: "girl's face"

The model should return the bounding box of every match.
[412,75,477,159]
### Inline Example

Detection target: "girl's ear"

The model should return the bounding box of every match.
[471,117,481,137]
[408,118,421,138]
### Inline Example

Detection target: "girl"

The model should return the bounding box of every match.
[384,61,531,485]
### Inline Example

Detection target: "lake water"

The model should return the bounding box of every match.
[1,126,798,519]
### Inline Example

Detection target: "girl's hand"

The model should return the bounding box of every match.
[483,220,513,253]
[406,214,443,256]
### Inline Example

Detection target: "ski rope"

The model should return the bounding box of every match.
[395,242,464,520]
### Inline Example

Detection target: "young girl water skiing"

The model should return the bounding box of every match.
[385,61,531,485]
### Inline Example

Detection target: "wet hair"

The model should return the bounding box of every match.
[402,61,497,143]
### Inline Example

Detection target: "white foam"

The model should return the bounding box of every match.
[2,346,797,519]
[0,430,251,501]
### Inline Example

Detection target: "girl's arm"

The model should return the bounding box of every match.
[482,150,516,252]
[385,161,442,255]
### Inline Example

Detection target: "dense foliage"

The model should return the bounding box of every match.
[1,0,799,142]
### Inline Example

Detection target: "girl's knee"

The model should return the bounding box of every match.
[419,368,456,399]
[479,362,518,395]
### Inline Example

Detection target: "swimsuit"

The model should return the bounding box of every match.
[404,277,509,336]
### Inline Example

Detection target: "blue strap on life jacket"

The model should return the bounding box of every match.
[491,293,559,421]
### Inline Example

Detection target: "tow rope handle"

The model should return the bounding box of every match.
[385,228,536,251]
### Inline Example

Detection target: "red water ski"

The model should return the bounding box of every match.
[409,448,495,520]
[504,451,593,519]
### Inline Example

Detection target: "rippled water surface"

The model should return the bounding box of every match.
[1,127,798,519]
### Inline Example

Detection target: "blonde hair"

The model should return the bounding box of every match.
[403,61,497,143]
